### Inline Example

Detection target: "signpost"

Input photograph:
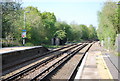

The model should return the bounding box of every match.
[22,11,30,46]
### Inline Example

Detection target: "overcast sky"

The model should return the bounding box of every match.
[21,0,117,28]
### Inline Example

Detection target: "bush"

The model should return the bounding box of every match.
[25,42,34,46]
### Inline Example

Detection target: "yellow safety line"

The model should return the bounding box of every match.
[96,51,113,80]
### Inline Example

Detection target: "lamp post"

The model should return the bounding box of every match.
[22,11,30,46]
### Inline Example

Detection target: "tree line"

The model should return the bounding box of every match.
[97,1,120,49]
[1,1,97,46]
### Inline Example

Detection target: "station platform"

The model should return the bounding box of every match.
[76,42,119,81]
[0,46,43,54]
[1,46,49,76]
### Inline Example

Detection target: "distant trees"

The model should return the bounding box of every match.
[41,12,57,44]
[2,1,97,46]
[97,1,119,49]
[69,24,97,42]
[54,30,66,40]
[1,1,22,39]
[54,22,71,41]
[88,25,97,39]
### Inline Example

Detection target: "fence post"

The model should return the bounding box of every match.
[115,34,120,53]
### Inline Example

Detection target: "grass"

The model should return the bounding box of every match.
[2,42,64,49]
[115,52,120,56]
[42,44,62,49]
[118,53,120,56]
[109,50,120,56]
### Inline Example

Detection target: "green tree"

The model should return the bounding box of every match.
[97,1,118,49]
[55,21,72,41]
[88,25,97,39]
[80,24,89,40]
[1,2,98,47]
[1,1,21,39]
[41,12,56,43]
[54,30,66,40]
[16,6,57,45]
[70,24,82,41]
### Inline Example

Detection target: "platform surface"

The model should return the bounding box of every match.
[0,46,42,54]
[80,42,119,80]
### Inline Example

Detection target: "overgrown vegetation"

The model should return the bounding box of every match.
[97,1,120,49]
[1,1,97,47]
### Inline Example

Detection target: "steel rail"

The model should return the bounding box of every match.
[2,43,81,81]
[3,43,77,72]
[67,43,93,81]
[30,44,88,81]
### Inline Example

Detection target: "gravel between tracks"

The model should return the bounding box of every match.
[18,44,81,80]
[50,54,83,79]
[19,54,68,80]
[1,44,78,80]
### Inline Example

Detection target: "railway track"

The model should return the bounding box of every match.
[68,43,93,80]
[29,44,87,81]
[46,43,93,81]
[2,43,84,81]
[2,43,78,75]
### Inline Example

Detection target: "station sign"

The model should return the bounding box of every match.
[22,29,26,32]
[22,30,26,38]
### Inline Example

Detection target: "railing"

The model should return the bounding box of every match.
[0,38,20,47]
